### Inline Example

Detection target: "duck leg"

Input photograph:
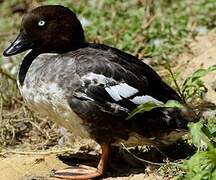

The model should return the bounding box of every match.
[53,143,110,179]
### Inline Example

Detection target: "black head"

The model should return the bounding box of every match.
[3,5,85,56]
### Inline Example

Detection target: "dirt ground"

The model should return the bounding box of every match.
[0,32,216,180]
[0,154,161,180]
[176,31,216,104]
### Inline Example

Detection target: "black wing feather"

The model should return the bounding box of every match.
[68,44,187,144]
[71,44,183,115]
[89,43,182,103]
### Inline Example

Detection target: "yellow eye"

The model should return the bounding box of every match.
[38,20,46,27]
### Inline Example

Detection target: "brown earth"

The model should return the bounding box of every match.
[0,154,161,180]
[175,31,216,104]
[0,32,216,180]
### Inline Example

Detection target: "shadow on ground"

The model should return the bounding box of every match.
[57,140,196,179]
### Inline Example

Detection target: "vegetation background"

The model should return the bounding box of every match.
[0,0,216,179]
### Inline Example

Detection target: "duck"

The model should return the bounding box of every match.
[3,5,195,179]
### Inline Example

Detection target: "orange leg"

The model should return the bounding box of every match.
[53,143,110,179]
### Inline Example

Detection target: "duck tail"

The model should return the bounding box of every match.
[130,104,198,136]
[179,104,199,122]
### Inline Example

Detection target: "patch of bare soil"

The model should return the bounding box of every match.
[0,149,170,180]
[1,32,216,180]
[0,154,65,180]
[175,31,216,104]
[0,154,158,180]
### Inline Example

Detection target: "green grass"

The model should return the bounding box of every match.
[0,0,216,179]
[131,64,216,179]
[43,0,216,60]
[1,0,216,60]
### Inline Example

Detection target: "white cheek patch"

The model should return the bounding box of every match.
[130,95,163,105]
[105,83,139,101]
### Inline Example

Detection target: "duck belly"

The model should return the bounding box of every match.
[19,82,91,139]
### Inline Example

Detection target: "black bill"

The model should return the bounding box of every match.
[3,31,34,56]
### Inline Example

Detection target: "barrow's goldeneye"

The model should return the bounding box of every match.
[3,5,195,179]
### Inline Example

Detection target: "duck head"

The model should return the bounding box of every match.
[3,5,85,56]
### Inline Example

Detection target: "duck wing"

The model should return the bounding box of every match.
[67,45,187,143]
[70,44,182,112]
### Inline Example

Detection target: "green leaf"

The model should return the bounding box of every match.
[164,100,183,108]
[189,122,215,151]
[202,125,215,140]
[183,151,216,180]
[126,101,163,120]
[182,65,216,90]
[127,100,183,120]
[182,65,216,103]
[212,131,216,138]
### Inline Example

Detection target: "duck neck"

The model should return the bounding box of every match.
[18,41,89,86]
[67,42,89,52]
[18,50,40,86]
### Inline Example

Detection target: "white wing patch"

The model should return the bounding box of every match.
[82,72,162,104]
[105,86,122,101]
[81,72,113,85]
[81,72,139,102]
[81,72,163,104]
[130,95,163,105]
[105,83,138,101]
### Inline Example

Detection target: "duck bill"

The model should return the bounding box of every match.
[3,31,34,56]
